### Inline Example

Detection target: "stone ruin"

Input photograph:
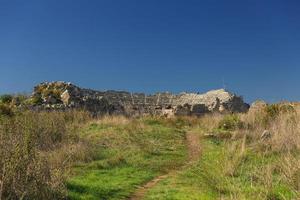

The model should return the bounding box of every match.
[31,81,250,116]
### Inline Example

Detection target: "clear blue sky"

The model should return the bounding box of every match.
[1,0,300,102]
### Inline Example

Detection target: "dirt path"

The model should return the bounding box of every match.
[129,131,201,200]
[186,131,201,162]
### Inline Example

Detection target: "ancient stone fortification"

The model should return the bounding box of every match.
[31,81,249,116]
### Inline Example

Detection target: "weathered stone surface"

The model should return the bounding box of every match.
[173,89,249,113]
[60,90,71,105]
[31,81,249,116]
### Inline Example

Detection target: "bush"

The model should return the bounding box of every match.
[0,94,13,104]
[0,103,14,116]
[12,94,29,106]
[218,114,243,131]
[261,104,296,128]
[279,104,296,114]
[31,94,43,105]
[265,104,281,119]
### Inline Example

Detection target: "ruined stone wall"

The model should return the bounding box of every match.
[31,81,249,116]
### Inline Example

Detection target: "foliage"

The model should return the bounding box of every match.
[265,104,281,120]
[0,94,13,104]
[0,103,14,117]
[261,104,296,127]
[31,94,44,105]
[218,114,244,131]
[279,104,296,114]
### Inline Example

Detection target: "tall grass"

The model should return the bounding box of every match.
[0,110,91,200]
[2,102,300,199]
[199,104,300,199]
[145,104,300,200]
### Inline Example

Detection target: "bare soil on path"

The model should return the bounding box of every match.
[129,131,201,200]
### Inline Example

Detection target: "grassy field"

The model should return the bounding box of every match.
[66,117,188,200]
[144,138,296,200]
[144,105,300,200]
[2,98,300,200]
[66,105,300,200]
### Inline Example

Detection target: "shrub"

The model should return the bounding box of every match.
[218,114,243,131]
[12,94,29,106]
[279,104,296,114]
[261,104,296,128]
[265,104,281,119]
[0,94,13,104]
[31,94,43,105]
[0,103,14,117]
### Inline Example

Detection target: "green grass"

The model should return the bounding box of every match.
[144,138,220,200]
[67,118,187,200]
[67,167,154,200]
[67,116,299,200]
[144,136,296,200]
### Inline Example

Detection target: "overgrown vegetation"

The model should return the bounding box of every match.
[218,114,244,131]
[1,100,300,200]
[0,110,91,200]
[0,95,13,104]
[144,104,300,200]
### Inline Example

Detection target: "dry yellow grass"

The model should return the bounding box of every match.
[0,110,92,200]
[94,115,131,126]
